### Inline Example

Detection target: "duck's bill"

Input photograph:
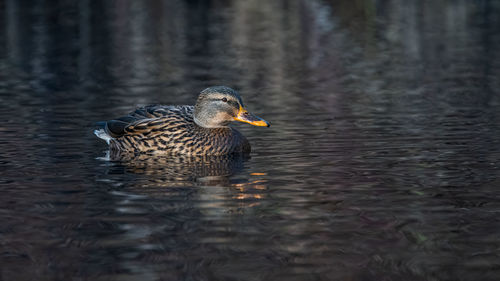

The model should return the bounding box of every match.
[235,107,270,127]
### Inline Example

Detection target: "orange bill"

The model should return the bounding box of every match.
[234,106,270,127]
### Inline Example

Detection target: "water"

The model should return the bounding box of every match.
[1,1,500,280]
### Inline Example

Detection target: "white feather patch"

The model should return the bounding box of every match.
[94,129,112,145]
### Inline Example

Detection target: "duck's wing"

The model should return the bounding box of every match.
[103,105,194,138]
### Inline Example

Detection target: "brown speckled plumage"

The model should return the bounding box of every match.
[95,86,268,156]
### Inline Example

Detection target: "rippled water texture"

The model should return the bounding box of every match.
[1,1,500,280]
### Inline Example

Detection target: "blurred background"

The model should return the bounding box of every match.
[1,0,500,280]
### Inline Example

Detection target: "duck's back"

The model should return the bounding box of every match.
[95,105,250,155]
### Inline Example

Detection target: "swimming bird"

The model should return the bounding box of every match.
[94,86,270,155]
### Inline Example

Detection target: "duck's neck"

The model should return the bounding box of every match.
[193,116,230,129]
[192,121,231,134]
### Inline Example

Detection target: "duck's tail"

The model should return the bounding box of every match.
[94,121,113,145]
[94,129,112,145]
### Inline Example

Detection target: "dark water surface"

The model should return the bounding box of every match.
[2,1,500,280]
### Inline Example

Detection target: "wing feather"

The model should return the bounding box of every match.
[103,105,194,138]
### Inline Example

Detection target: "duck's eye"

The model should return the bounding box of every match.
[221,97,228,103]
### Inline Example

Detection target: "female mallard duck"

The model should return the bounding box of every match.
[94,86,269,155]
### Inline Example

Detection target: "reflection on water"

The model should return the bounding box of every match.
[1,0,500,280]
[101,152,248,187]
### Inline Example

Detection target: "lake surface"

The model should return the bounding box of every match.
[1,1,500,280]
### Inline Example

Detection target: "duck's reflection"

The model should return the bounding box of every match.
[101,151,250,187]
[98,151,269,215]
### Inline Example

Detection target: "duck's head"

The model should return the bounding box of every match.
[194,86,270,128]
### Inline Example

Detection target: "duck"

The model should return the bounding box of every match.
[94,86,270,155]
